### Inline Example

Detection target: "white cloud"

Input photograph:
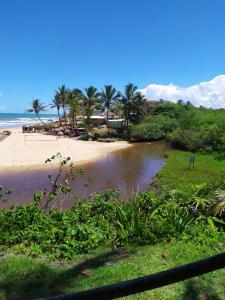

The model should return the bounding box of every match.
[139,75,225,109]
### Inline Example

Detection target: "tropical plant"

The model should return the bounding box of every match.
[100,85,120,134]
[80,86,99,135]
[67,89,82,132]
[121,83,137,128]
[56,85,69,125]
[39,153,84,212]
[0,185,13,204]
[209,189,225,217]
[51,92,61,126]
[130,91,147,124]
[27,99,46,125]
[121,84,147,128]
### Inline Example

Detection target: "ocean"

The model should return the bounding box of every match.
[0,113,58,129]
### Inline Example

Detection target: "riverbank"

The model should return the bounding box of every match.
[155,150,225,188]
[1,150,225,299]
[0,142,168,208]
[0,127,131,170]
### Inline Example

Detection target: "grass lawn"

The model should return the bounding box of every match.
[156,150,225,188]
[0,238,225,300]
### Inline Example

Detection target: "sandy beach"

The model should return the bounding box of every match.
[0,127,131,170]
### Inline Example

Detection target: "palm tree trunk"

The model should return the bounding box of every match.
[57,108,61,126]
[63,104,67,126]
[106,108,109,135]
[72,111,75,132]
[37,113,45,126]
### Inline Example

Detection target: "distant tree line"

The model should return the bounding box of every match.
[131,100,225,158]
[28,83,148,134]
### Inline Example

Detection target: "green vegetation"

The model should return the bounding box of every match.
[99,85,121,134]
[1,237,225,300]
[131,115,177,141]
[156,151,225,188]
[1,149,225,298]
[1,180,225,259]
[29,82,148,136]
[131,101,225,158]
[4,90,225,298]
[121,83,147,127]
[27,99,46,125]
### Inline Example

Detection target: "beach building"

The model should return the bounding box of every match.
[108,118,125,129]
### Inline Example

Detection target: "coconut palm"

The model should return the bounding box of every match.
[51,92,62,126]
[56,85,69,125]
[80,86,99,135]
[121,84,147,127]
[67,89,82,132]
[121,83,138,128]
[130,92,147,124]
[100,85,120,134]
[27,99,46,125]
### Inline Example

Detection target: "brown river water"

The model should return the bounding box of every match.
[0,142,169,209]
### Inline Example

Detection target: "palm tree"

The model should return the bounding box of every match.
[27,99,46,125]
[51,92,61,126]
[56,85,69,125]
[80,86,99,135]
[131,92,147,124]
[121,84,147,127]
[100,85,120,134]
[67,89,82,132]
[121,83,138,128]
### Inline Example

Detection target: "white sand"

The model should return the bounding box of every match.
[0,127,131,170]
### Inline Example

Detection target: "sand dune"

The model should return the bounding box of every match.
[0,127,130,170]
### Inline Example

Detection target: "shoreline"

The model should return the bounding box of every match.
[0,126,131,172]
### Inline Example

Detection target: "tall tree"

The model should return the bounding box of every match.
[67,89,82,132]
[122,84,147,127]
[130,92,147,124]
[56,85,69,125]
[51,92,62,126]
[80,86,99,135]
[121,83,138,128]
[27,99,46,125]
[100,85,120,134]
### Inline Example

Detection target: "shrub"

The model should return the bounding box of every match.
[1,183,225,260]
[130,115,177,141]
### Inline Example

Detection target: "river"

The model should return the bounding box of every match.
[0,142,169,209]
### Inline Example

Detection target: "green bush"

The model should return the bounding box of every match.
[1,184,225,260]
[130,115,177,141]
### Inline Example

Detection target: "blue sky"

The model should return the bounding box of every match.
[1,0,225,112]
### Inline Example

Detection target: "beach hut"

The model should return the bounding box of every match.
[84,116,106,126]
[108,119,125,130]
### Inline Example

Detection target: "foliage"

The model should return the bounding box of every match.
[27,99,46,124]
[51,92,62,125]
[156,150,225,189]
[67,89,82,131]
[121,83,147,127]
[56,85,69,125]
[39,153,84,212]
[80,86,100,135]
[1,181,225,260]
[130,115,177,141]
[99,85,120,134]
[0,186,13,204]
[130,101,225,155]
